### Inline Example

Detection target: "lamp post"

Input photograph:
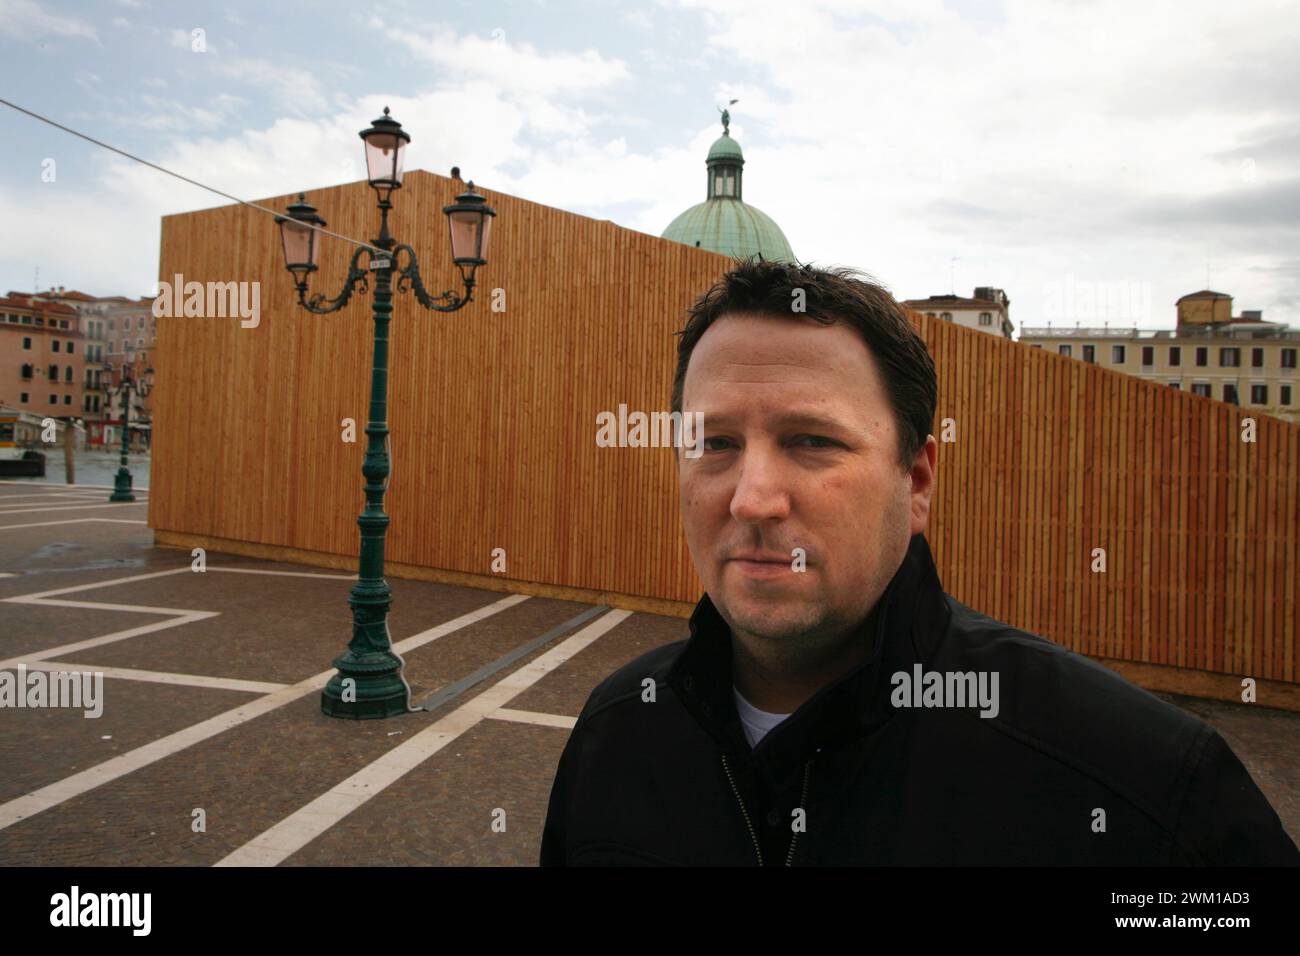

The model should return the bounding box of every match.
[276,106,496,720]
[103,360,153,503]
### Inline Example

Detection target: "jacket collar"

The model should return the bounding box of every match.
[667,532,952,772]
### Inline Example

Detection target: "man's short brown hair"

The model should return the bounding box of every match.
[671,258,938,470]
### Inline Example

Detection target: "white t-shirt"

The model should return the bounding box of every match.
[733,686,791,749]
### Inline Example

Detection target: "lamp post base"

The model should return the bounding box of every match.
[109,467,135,503]
[320,652,410,719]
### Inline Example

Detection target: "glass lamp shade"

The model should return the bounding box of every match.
[360,107,410,201]
[276,194,326,276]
[443,184,497,268]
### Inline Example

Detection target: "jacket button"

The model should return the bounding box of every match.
[765,809,781,827]
[683,676,695,693]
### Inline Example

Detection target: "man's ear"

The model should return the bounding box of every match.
[909,434,938,536]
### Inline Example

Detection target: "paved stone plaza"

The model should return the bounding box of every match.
[0,481,1297,865]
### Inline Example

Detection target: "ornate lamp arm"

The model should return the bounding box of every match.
[297,246,374,314]
[392,243,475,313]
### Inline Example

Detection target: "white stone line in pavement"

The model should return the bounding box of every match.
[0,518,148,530]
[1,568,214,670]
[0,565,347,670]
[0,593,532,832]
[0,494,104,503]
[0,502,148,516]
[0,480,143,491]
[0,610,220,671]
[4,566,194,603]
[208,568,356,580]
[487,707,578,730]
[214,608,630,867]
[19,659,287,695]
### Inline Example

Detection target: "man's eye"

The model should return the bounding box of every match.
[796,435,838,448]
[703,437,733,451]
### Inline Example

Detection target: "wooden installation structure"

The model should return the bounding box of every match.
[151,170,1299,706]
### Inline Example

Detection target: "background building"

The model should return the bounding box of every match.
[0,292,85,422]
[1019,289,1298,423]
[35,287,156,446]
[901,287,1013,339]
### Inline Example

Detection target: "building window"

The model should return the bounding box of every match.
[19,392,28,404]
[1168,382,1181,389]
[1082,344,1095,363]
[109,319,115,331]
[1223,383,1238,404]
[979,312,992,326]
[1191,383,1211,397]
[48,364,58,379]
[1195,346,1207,367]
[940,312,952,321]
[1251,347,1264,368]
[1282,385,1293,406]
[1250,384,1268,404]
[21,316,32,324]
[1113,345,1127,364]
[1282,348,1297,369]
[1168,346,1181,366]
[64,365,73,383]
[1031,344,1043,349]
[1220,347,1240,367]
[137,316,145,330]
[48,394,57,404]
[84,395,91,411]
[1059,344,1072,358]
[21,363,33,379]
[68,341,75,354]
[108,340,115,353]
[52,340,60,352]
[22,336,31,349]
[136,337,143,348]
[925,312,936,318]
[63,394,71,406]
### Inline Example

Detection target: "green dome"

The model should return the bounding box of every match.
[662,115,795,262]
[663,200,795,262]
[707,132,744,162]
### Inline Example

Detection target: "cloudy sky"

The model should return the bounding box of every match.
[1,0,1297,333]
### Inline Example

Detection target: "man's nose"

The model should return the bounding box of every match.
[729,449,791,524]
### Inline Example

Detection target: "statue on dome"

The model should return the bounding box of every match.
[718,98,738,134]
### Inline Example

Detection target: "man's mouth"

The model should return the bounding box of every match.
[728,552,797,580]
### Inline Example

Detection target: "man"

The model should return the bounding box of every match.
[540,259,1298,866]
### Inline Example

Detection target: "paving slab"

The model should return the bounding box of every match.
[0,677,255,807]
[508,610,685,717]
[284,719,565,867]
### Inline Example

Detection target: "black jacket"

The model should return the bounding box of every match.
[540,532,1299,865]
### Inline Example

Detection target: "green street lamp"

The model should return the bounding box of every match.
[277,106,496,720]
[102,359,153,503]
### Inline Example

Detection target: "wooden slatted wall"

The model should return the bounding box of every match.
[150,170,1298,687]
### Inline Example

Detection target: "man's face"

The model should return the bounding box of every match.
[677,311,937,652]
